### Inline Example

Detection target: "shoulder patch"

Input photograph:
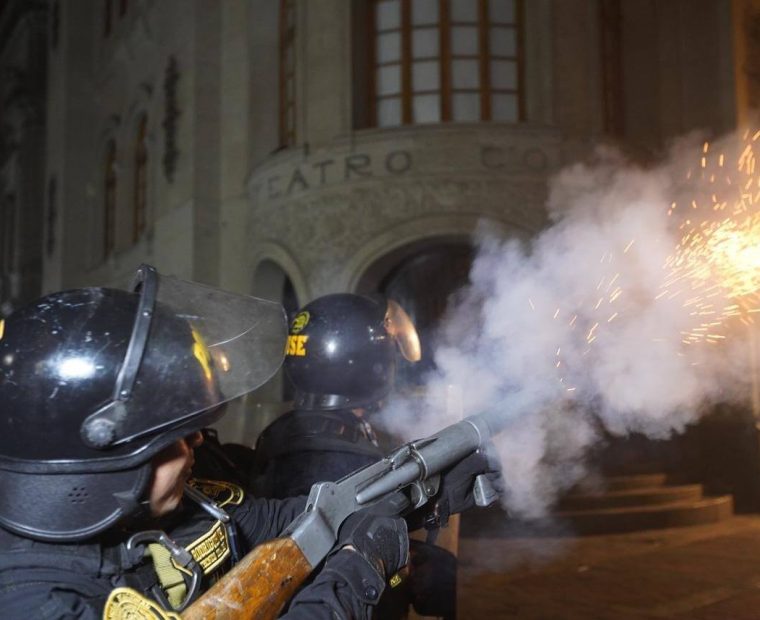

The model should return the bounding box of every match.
[102,587,181,620]
[188,478,244,507]
[181,519,230,575]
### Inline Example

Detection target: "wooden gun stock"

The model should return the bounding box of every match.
[181,411,501,618]
[182,537,313,620]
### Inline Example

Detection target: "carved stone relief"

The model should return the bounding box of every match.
[251,175,548,293]
[247,126,562,294]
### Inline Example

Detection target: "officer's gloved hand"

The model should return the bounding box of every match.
[338,510,409,581]
[318,510,409,606]
[434,447,504,524]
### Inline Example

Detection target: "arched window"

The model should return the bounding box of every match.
[370,0,523,127]
[104,140,117,258]
[133,115,148,242]
[279,0,296,147]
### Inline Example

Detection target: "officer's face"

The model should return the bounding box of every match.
[148,431,205,517]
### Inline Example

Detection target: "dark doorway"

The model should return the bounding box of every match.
[372,242,474,389]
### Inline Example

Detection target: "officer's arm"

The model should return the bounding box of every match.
[233,494,308,547]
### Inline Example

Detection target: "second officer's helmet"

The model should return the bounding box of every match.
[0,265,287,542]
[284,293,421,411]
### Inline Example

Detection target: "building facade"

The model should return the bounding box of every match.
[1,0,747,441]
[0,0,47,314]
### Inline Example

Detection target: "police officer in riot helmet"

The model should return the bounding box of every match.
[0,267,410,619]
[253,293,459,619]
[252,293,421,497]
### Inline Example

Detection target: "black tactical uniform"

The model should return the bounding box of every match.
[253,407,383,499]
[253,294,413,499]
[0,479,391,619]
[0,267,408,619]
[252,294,458,619]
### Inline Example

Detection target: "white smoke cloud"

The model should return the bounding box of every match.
[378,131,757,519]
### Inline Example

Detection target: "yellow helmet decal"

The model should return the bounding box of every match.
[191,327,213,382]
[286,334,309,357]
[290,311,310,334]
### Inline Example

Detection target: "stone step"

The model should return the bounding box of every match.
[555,495,734,535]
[558,484,704,511]
[599,473,668,492]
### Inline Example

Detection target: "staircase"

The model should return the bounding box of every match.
[553,474,734,535]
[460,474,734,538]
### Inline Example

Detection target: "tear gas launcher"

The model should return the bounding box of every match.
[182,410,503,620]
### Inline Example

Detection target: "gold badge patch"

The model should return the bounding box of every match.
[188,478,244,507]
[102,587,181,620]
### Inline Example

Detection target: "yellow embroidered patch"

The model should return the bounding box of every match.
[188,478,244,507]
[179,520,230,575]
[389,573,403,588]
[102,587,181,619]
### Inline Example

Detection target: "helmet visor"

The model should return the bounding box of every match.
[150,270,287,402]
[81,266,287,448]
[385,300,422,362]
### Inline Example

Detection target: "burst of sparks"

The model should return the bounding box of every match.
[660,133,760,344]
[540,132,759,398]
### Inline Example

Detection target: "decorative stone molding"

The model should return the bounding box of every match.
[248,125,560,296]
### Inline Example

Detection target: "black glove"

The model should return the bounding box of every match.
[337,509,409,582]
[434,447,503,525]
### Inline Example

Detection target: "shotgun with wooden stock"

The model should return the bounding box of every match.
[182,410,503,620]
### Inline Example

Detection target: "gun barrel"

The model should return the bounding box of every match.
[356,461,420,504]
[355,413,494,505]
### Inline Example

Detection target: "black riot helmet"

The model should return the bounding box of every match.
[284,293,421,411]
[0,265,287,542]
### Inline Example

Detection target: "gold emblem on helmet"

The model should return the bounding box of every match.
[191,327,213,381]
[290,311,310,334]
[102,587,181,619]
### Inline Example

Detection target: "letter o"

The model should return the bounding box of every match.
[385,150,412,174]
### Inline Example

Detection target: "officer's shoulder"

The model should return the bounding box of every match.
[187,478,246,508]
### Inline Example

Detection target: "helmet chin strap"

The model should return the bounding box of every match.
[295,392,353,410]
[112,489,153,529]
